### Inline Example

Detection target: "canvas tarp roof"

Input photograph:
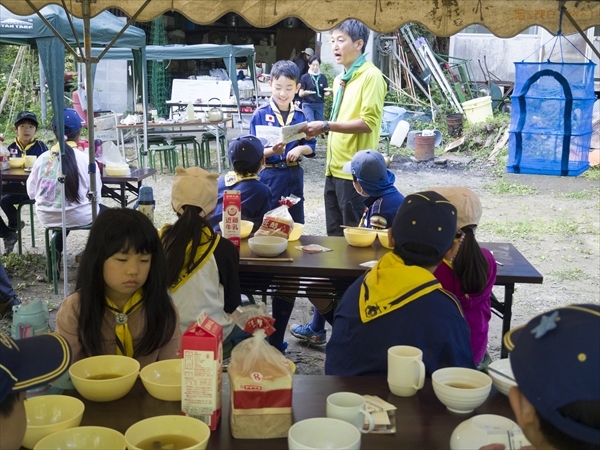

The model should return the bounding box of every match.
[1,0,598,37]
[90,44,257,114]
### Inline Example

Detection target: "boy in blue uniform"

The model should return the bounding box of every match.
[325,191,474,376]
[210,135,272,233]
[249,60,316,225]
[1,111,48,254]
[291,150,405,345]
[249,60,316,352]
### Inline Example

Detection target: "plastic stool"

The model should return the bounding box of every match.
[45,225,92,294]
[171,136,201,167]
[148,145,178,174]
[17,199,36,254]
[139,135,169,163]
[200,132,227,170]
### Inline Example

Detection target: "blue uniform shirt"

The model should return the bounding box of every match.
[360,190,405,230]
[250,102,316,223]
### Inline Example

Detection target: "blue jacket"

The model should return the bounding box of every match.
[325,274,475,377]
[8,139,48,158]
[360,190,405,230]
[250,103,316,223]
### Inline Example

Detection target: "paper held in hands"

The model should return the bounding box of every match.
[255,122,307,147]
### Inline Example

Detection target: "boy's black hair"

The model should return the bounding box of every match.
[396,242,443,268]
[0,392,19,418]
[271,60,300,83]
[538,401,600,450]
[15,119,38,129]
[233,159,262,175]
[333,19,370,54]
[308,55,321,65]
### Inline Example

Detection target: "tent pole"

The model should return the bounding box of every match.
[39,53,47,124]
[560,5,600,60]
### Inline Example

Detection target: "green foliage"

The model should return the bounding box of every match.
[1,253,47,281]
[320,62,336,121]
[484,179,538,196]
[582,166,600,181]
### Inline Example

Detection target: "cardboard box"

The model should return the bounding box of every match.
[181,312,223,430]
[222,190,241,248]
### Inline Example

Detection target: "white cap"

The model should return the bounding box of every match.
[304,47,314,56]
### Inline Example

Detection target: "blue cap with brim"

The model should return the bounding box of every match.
[228,135,267,168]
[0,333,72,403]
[504,304,600,445]
[52,108,83,136]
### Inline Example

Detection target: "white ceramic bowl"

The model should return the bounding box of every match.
[140,359,182,401]
[9,157,24,168]
[23,395,85,449]
[432,367,492,413]
[343,228,377,247]
[219,219,254,238]
[487,359,517,396]
[69,355,140,402]
[288,417,361,450]
[34,426,126,450]
[125,415,210,450]
[248,236,288,257]
[287,223,305,241]
[104,164,130,176]
[450,414,528,450]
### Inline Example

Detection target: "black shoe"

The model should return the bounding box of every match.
[3,231,18,255]
[8,221,25,232]
[0,296,21,318]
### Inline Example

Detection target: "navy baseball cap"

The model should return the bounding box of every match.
[343,150,389,183]
[228,135,267,168]
[14,111,39,127]
[504,304,600,445]
[52,108,83,135]
[0,333,72,403]
[391,191,456,264]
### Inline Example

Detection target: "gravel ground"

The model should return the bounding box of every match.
[3,134,599,375]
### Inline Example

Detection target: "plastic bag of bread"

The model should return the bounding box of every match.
[228,304,294,439]
[254,194,300,238]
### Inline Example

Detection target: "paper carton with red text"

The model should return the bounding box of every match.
[222,189,241,248]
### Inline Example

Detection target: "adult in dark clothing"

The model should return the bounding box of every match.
[299,56,331,122]
[292,47,314,78]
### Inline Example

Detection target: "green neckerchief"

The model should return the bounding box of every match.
[309,74,322,98]
[224,171,259,187]
[359,251,442,323]
[329,53,367,122]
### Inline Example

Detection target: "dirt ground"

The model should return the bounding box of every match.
[2,141,599,375]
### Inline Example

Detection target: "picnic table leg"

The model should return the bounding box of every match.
[500,284,515,359]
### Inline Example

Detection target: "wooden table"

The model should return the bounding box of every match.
[1,167,156,209]
[61,375,513,449]
[239,236,543,358]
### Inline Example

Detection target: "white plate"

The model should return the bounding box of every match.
[450,415,531,450]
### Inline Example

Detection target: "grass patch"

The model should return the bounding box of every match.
[557,188,600,200]
[484,179,538,196]
[0,253,47,281]
[582,166,600,181]
[547,267,590,282]
[483,218,594,240]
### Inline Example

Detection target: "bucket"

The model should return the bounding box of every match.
[382,106,407,134]
[461,96,493,124]
[446,113,464,137]
[414,134,436,161]
[406,130,422,149]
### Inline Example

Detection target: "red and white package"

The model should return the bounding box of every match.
[254,195,300,238]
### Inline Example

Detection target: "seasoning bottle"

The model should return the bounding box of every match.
[187,101,195,121]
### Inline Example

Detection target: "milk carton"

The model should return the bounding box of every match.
[181,312,223,430]
[222,189,241,248]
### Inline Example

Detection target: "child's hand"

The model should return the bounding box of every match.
[286,147,303,163]
[271,142,285,156]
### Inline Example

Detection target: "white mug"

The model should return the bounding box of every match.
[326,392,375,434]
[387,345,426,397]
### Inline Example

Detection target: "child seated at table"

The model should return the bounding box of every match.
[209,134,272,233]
[55,208,181,369]
[481,304,599,450]
[430,187,497,369]
[1,111,48,255]
[26,108,103,278]
[290,149,405,345]
[161,166,248,345]
[0,333,72,450]
[325,191,475,376]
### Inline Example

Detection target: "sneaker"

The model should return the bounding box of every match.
[290,323,327,345]
[280,341,288,354]
[3,231,18,255]
[0,296,20,318]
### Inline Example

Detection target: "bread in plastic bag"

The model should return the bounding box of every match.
[254,194,300,238]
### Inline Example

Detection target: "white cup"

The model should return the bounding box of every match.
[288,417,361,450]
[387,345,426,397]
[24,155,37,168]
[326,392,375,433]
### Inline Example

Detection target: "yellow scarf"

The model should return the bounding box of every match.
[105,289,144,357]
[224,171,259,187]
[359,252,442,323]
[169,231,220,293]
[15,138,37,153]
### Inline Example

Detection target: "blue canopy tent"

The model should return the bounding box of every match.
[91,43,257,127]
[0,5,148,294]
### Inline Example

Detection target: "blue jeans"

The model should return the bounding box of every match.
[302,102,325,122]
[0,260,17,303]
